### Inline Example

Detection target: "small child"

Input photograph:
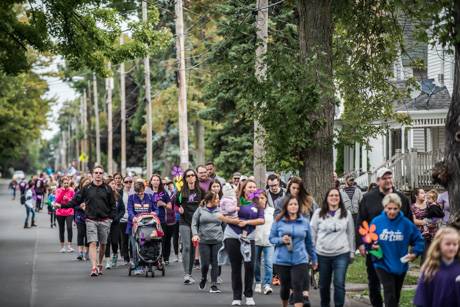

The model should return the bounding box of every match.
[414,227,460,306]
[46,188,57,228]
[422,190,443,238]
[221,183,250,238]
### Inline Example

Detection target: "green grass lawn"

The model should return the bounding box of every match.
[346,255,419,285]
[399,289,416,307]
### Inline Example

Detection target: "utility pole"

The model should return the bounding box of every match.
[74,117,80,171]
[82,90,89,172]
[175,0,189,170]
[93,73,101,167]
[120,35,127,176]
[143,0,153,178]
[106,63,113,174]
[254,0,268,188]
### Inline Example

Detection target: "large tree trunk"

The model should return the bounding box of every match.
[297,0,335,202]
[446,1,460,227]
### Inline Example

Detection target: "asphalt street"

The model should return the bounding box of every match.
[0,181,368,307]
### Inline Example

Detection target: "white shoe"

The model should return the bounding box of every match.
[105,259,112,270]
[263,285,273,295]
[254,283,262,293]
[231,300,242,306]
[67,246,74,253]
[59,247,66,253]
[245,297,256,306]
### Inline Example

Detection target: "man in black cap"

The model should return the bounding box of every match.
[357,167,413,307]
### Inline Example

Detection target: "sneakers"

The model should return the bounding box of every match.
[97,265,103,275]
[254,283,262,293]
[272,275,280,286]
[263,285,273,295]
[209,285,221,293]
[105,259,112,270]
[67,246,74,253]
[59,247,66,253]
[90,268,98,277]
[111,255,118,268]
[134,268,144,276]
[217,276,223,284]
[199,279,206,290]
[184,274,195,285]
[245,297,256,306]
[231,300,242,306]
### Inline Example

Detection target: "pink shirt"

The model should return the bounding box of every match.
[55,187,75,216]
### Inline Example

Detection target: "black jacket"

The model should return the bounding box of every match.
[113,194,125,224]
[65,182,116,220]
[357,187,413,230]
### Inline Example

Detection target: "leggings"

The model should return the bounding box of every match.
[50,212,56,225]
[199,242,222,284]
[375,268,406,307]
[172,223,180,255]
[276,264,308,304]
[161,223,174,261]
[225,238,256,300]
[119,222,130,261]
[57,215,73,243]
[105,222,120,257]
[77,223,88,246]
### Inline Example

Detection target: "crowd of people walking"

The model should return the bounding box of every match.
[12,162,460,307]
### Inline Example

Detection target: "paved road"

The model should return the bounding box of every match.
[0,181,368,307]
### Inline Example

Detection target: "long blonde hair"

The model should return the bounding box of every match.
[421,227,460,281]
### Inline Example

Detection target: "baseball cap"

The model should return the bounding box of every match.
[233,172,241,178]
[376,168,392,179]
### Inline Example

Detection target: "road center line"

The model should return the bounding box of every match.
[29,226,39,307]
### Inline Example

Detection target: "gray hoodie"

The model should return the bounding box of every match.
[310,208,355,257]
[191,206,224,244]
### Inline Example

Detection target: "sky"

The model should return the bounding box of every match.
[40,58,79,140]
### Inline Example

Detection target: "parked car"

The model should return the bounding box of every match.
[12,170,25,180]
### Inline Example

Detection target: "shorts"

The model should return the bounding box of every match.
[86,219,112,244]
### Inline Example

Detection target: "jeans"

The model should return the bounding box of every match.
[199,242,221,285]
[25,205,35,224]
[275,264,308,304]
[57,215,73,243]
[180,224,195,275]
[225,238,256,300]
[318,252,350,307]
[255,245,274,286]
[375,268,406,307]
[366,254,383,307]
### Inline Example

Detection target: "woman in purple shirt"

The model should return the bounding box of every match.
[219,179,265,306]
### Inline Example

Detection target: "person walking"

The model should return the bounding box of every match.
[55,176,75,253]
[270,195,317,307]
[104,178,125,269]
[46,186,57,228]
[206,162,226,185]
[310,188,355,307]
[254,190,275,295]
[219,179,265,306]
[61,166,116,277]
[266,174,286,209]
[74,177,91,261]
[414,227,460,307]
[357,168,413,307]
[34,173,47,212]
[340,175,362,249]
[192,191,224,293]
[24,181,37,228]
[9,178,17,200]
[176,168,204,285]
[197,165,213,193]
[119,176,133,265]
[370,193,424,307]
[127,180,157,275]
[149,174,173,264]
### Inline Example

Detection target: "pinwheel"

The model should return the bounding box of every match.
[359,221,383,259]
[248,188,264,200]
[171,165,183,178]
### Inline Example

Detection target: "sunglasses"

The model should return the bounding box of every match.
[186,174,196,178]
[93,172,103,175]
[124,180,132,183]
[233,177,240,180]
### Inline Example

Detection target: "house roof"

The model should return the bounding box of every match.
[398,15,428,67]
[395,79,451,111]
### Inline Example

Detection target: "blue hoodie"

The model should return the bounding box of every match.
[269,215,317,266]
[371,211,425,275]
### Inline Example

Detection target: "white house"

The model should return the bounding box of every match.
[334,30,454,190]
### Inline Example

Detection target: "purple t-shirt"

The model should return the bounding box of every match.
[414,260,460,307]
[229,202,264,235]
[438,192,449,223]
[199,179,213,193]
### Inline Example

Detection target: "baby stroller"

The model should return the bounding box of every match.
[129,213,166,277]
